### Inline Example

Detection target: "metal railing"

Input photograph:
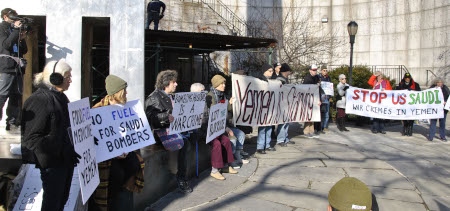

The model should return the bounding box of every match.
[200,0,247,36]
[328,65,409,84]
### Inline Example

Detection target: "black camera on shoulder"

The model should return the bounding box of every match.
[8,14,33,32]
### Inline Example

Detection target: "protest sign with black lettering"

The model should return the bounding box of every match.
[321,81,334,96]
[169,91,206,134]
[91,99,155,163]
[346,87,444,120]
[206,100,228,143]
[232,74,320,126]
[68,97,99,204]
[13,164,81,211]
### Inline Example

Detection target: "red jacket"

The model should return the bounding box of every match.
[368,75,392,90]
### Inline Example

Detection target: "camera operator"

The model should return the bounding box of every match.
[0,8,28,130]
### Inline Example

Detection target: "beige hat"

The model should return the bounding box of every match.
[211,75,226,88]
[328,177,372,211]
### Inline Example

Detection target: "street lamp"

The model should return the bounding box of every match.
[347,21,358,85]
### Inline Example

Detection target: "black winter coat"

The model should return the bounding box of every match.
[144,89,172,130]
[21,87,74,169]
[0,21,27,73]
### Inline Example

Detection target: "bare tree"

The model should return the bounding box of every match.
[232,0,347,74]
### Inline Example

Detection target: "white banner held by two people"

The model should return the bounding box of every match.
[67,97,99,204]
[206,100,228,144]
[345,87,444,120]
[169,91,206,135]
[91,99,155,163]
[231,74,321,126]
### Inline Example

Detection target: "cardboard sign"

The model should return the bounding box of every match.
[321,81,334,96]
[13,165,81,211]
[206,100,228,144]
[91,100,155,163]
[232,74,321,126]
[68,97,99,204]
[346,87,444,120]
[169,92,206,134]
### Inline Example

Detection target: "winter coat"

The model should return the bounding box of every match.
[0,21,27,73]
[336,82,348,109]
[144,89,173,130]
[21,86,74,169]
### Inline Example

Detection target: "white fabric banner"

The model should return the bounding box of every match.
[169,92,206,134]
[91,100,155,163]
[345,87,444,120]
[321,81,334,96]
[232,74,321,126]
[68,98,99,204]
[206,100,228,144]
[13,165,81,211]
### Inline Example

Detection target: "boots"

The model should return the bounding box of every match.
[336,117,344,131]
[340,118,349,132]
[408,124,413,136]
[402,125,407,136]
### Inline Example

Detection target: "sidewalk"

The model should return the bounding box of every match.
[148,120,450,211]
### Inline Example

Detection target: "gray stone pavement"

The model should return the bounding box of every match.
[148,120,450,211]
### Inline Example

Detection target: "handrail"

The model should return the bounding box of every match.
[200,0,247,36]
[426,69,437,86]
[328,65,409,85]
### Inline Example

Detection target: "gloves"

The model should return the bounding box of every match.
[343,86,349,91]
[66,147,81,166]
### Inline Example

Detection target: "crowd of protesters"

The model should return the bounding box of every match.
[15,53,448,210]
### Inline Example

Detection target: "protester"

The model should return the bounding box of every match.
[146,0,166,30]
[270,62,281,79]
[275,63,295,146]
[367,71,392,134]
[254,64,276,154]
[90,75,145,211]
[302,64,321,138]
[319,68,331,132]
[428,78,449,142]
[336,74,349,132]
[144,70,193,193]
[21,60,80,211]
[395,73,421,136]
[328,177,377,211]
[0,8,28,131]
[202,75,238,180]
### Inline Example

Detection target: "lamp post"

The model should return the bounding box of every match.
[347,21,358,85]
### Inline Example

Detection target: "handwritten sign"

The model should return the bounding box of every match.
[206,100,228,143]
[91,100,155,163]
[169,92,206,134]
[232,74,321,126]
[346,87,444,120]
[68,97,99,204]
[13,165,81,211]
[321,81,334,96]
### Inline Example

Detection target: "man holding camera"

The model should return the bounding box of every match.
[0,8,27,130]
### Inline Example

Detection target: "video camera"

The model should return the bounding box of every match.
[8,14,33,33]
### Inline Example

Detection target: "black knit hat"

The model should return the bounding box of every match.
[280,63,291,72]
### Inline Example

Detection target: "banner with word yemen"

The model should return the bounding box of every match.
[345,87,444,120]
[91,100,155,163]
[232,74,320,126]
[169,91,206,134]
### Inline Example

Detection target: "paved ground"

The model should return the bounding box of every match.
[148,120,450,211]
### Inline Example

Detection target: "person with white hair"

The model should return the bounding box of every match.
[428,77,449,142]
[21,60,80,211]
[336,74,350,132]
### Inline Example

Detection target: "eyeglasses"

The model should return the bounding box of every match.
[341,78,346,80]
[311,69,317,71]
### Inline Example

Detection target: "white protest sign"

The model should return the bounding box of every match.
[68,97,99,204]
[206,100,228,144]
[346,87,444,120]
[13,165,81,211]
[232,74,321,126]
[169,92,206,134]
[321,81,334,96]
[91,100,155,163]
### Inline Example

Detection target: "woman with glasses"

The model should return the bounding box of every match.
[428,78,449,142]
[336,74,349,132]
